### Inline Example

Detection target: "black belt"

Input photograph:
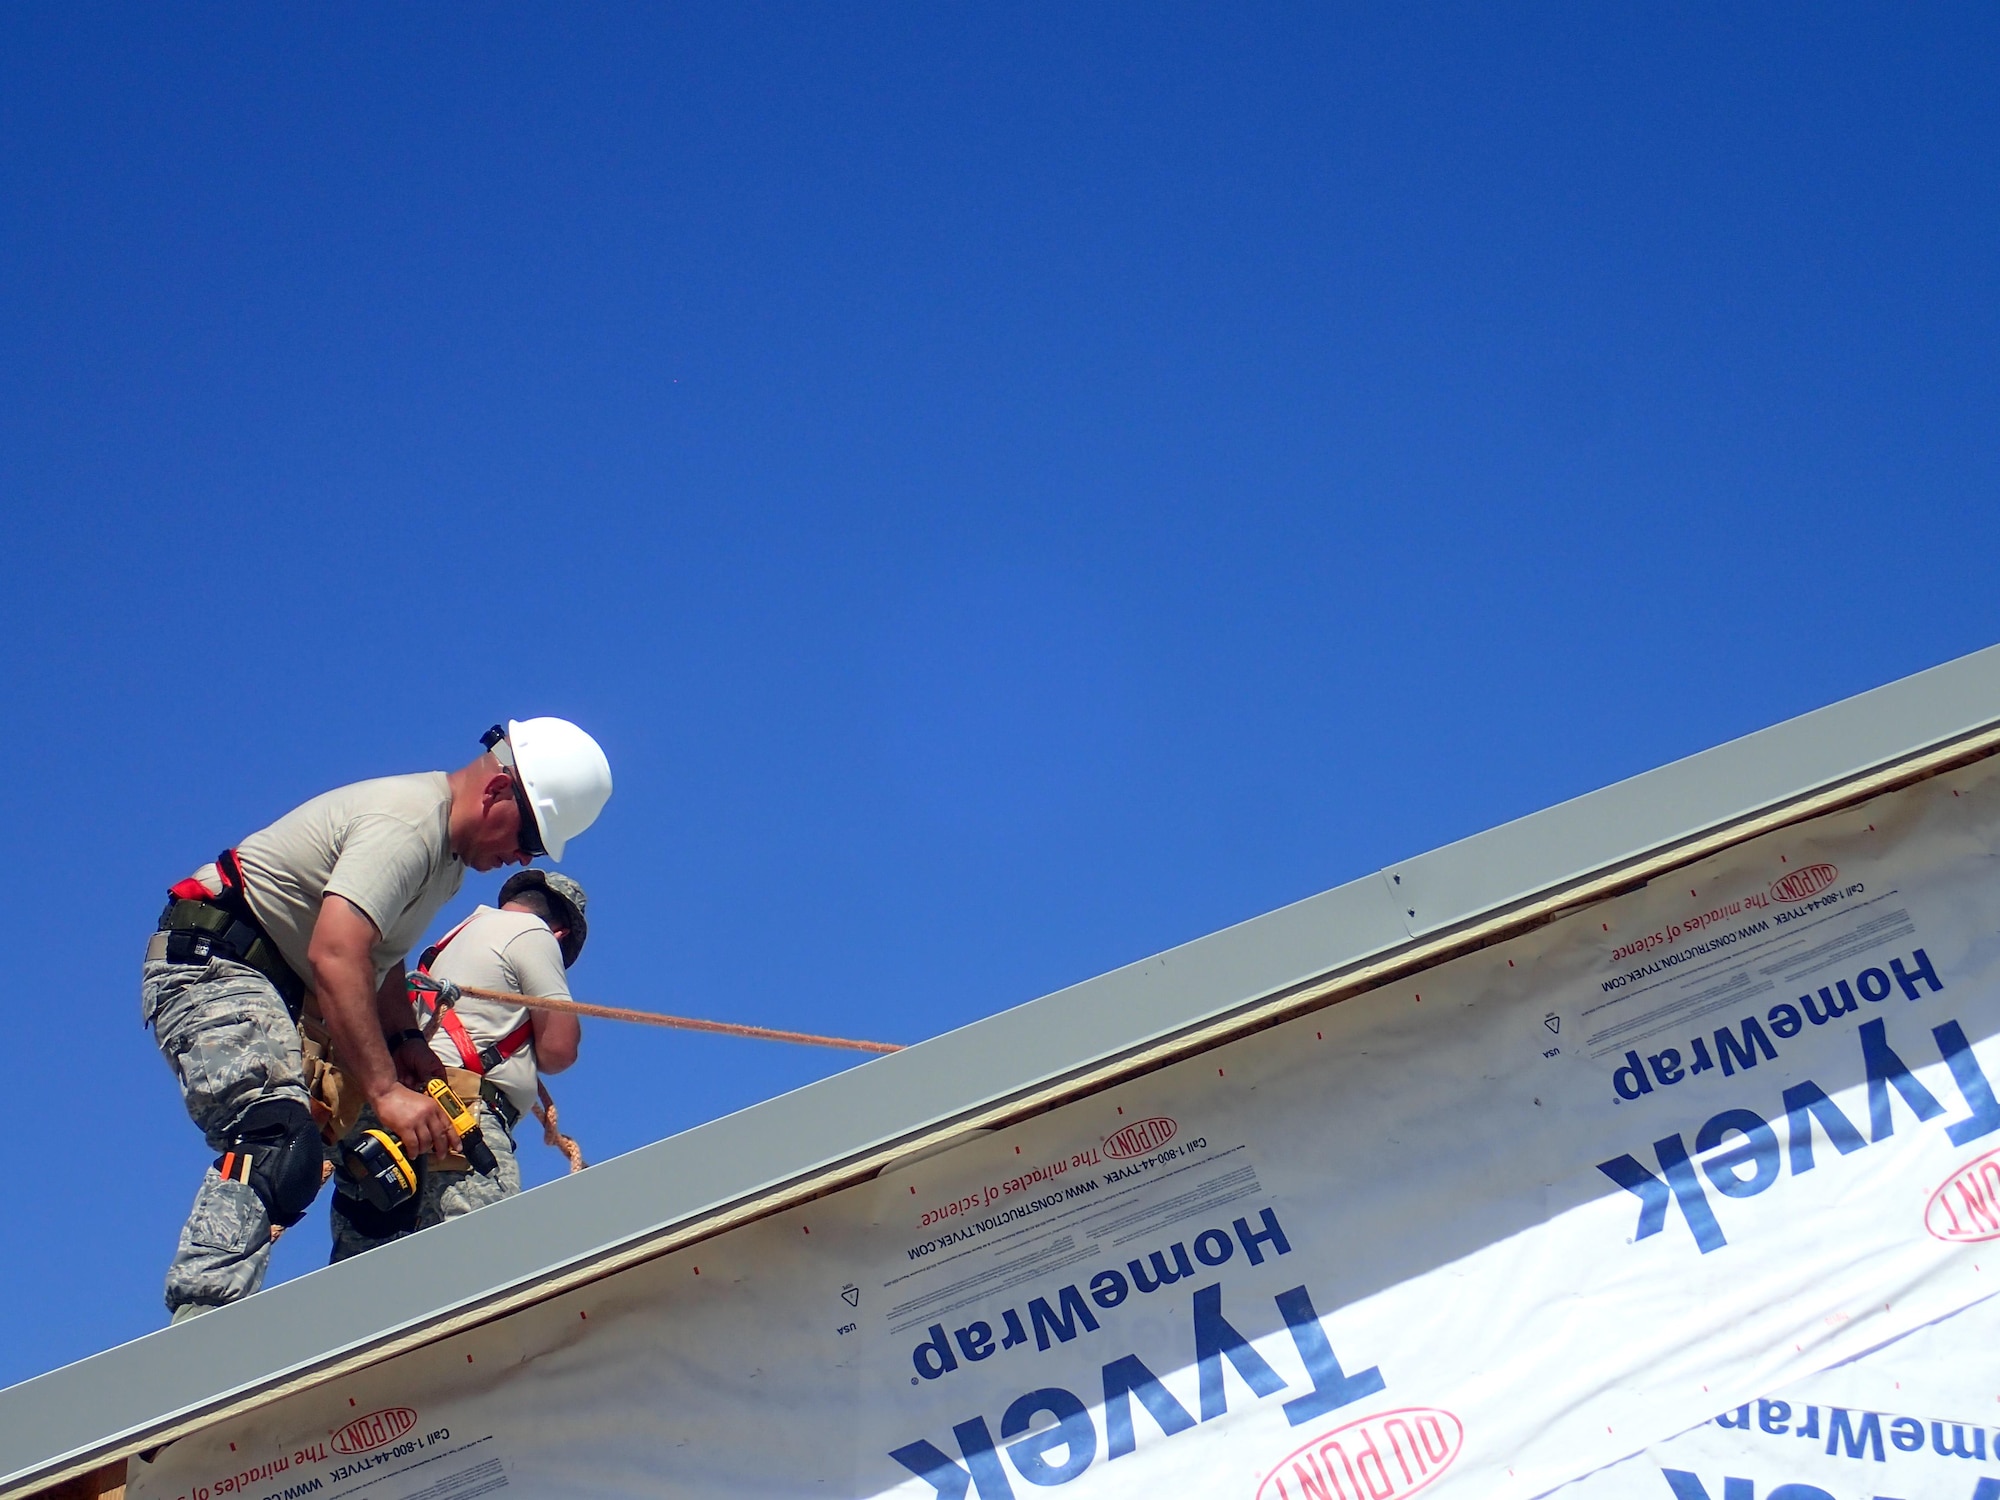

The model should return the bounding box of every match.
[155,897,307,1016]
[480,1084,521,1132]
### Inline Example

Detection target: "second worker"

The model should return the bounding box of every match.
[330,868,591,1257]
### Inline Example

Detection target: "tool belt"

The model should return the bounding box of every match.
[302,1011,519,1175]
[153,849,306,1017]
[302,1011,365,1145]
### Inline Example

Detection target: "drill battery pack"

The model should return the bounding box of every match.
[336,1080,497,1213]
[339,1128,419,1213]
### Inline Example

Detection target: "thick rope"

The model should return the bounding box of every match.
[533,1081,587,1174]
[400,984,896,1180]
[452,984,905,1054]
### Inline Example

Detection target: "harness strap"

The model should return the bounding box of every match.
[168,849,252,906]
[434,1004,535,1075]
[168,871,219,902]
[415,911,473,975]
[418,917,535,1074]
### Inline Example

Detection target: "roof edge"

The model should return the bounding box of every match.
[7,644,2000,1498]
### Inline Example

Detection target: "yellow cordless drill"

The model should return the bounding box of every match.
[338,1079,499,1212]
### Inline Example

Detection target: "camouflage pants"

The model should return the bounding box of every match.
[328,1098,520,1261]
[142,957,313,1315]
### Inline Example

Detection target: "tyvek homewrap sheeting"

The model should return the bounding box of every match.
[126,762,2000,1500]
[1554,1292,1999,1499]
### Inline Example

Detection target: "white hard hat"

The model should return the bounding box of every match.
[497,717,612,863]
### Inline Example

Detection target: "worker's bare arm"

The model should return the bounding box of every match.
[374,960,444,1088]
[309,896,456,1156]
[531,1009,581,1073]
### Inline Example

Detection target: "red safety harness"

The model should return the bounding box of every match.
[166,847,251,906]
[415,919,535,1076]
[408,913,588,1178]
[159,848,306,1012]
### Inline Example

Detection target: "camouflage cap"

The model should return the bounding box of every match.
[498,869,589,967]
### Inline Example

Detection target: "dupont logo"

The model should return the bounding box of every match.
[331,1408,417,1455]
[1926,1148,2000,1243]
[1103,1117,1177,1159]
[1256,1407,1464,1500]
[1770,864,1838,903]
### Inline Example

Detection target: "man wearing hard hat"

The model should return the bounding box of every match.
[328,868,592,1258]
[143,718,612,1320]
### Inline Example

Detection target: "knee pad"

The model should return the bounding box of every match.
[218,1099,323,1228]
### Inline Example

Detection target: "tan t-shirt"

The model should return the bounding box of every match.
[424,904,571,1118]
[233,772,464,988]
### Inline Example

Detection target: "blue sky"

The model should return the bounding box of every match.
[2,5,1997,1385]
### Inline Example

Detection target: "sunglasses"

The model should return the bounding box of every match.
[509,773,547,861]
[483,725,548,861]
